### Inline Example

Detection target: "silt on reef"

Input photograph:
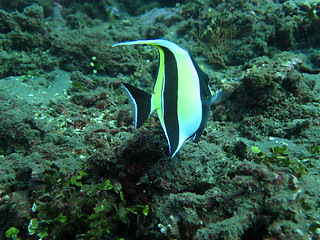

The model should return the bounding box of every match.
[153,160,307,239]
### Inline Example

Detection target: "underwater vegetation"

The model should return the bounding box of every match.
[2,161,148,239]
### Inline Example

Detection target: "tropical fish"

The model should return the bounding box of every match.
[113,39,222,157]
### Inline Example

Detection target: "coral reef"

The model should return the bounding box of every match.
[1,0,320,239]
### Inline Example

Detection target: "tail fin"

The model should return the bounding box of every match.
[122,83,152,129]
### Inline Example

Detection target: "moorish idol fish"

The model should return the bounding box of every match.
[113,39,223,158]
